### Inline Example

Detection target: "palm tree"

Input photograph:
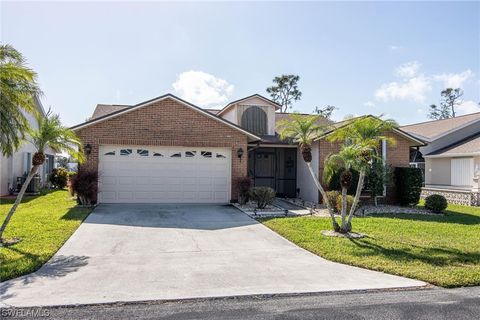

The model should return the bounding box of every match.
[0,44,42,156]
[324,144,375,232]
[0,111,85,241]
[325,116,397,232]
[277,113,340,231]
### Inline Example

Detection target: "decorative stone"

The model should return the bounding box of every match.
[321,230,367,239]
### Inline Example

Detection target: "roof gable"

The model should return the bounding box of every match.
[401,112,480,141]
[71,93,260,140]
[217,94,282,116]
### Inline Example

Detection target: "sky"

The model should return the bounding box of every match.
[1,1,479,126]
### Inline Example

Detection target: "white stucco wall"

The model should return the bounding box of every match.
[0,109,55,195]
[221,106,237,124]
[296,141,319,203]
[425,158,451,186]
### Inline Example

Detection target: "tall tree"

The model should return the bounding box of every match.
[0,44,42,156]
[277,113,340,231]
[428,88,463,120]
[0,111,85,241]
[314,105,337,119]
[266,74,302,112]
[325,116,397,233]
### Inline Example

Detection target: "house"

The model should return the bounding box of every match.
[71,93,423,204]
[401,113,480,206]
[0,97,56,196]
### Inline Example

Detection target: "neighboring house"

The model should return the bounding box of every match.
[401,113,480,206]
[0,97,55,196]
[71,93,423,204]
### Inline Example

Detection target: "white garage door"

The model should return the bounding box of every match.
[98,146,231,203]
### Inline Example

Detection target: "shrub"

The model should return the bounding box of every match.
[335,194,355,214]
[236,177,252,205]
[249,186,276,209]
[366,162,392,205]
[70,169,98,205]
[394,167,423,206]
[325,191,341,213]
[49,167,69,189]
[328,169,359,195]
[424,194,448,213]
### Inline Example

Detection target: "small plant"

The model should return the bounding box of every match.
[394,167,423,206]
[335,194,354,215]
[236,177,252,205]
[49,167,69,189]
[424,194,448,213]
[250,186,276,209]
[325,191,341,213]
[70,169,98,205]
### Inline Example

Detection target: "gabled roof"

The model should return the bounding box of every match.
[425,132,480,158]
[320,115,426,146]
[401,112,480,142]
[275,112,334,127]
[91,104,129,119]
[216,94,282,116]
[70,93,261,141]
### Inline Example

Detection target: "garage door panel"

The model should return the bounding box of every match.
[99,146,231,203]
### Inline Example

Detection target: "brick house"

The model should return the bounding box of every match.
[71,93,423,204]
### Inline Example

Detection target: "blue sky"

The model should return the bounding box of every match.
[2,1,479,126]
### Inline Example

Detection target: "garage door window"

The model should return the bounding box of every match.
[216,153,226,159]
[201,151,212,158]
[171,152,181,158]
[153,152,163,157]
[137,149,149,157]
[104,151,115,156]
[120,149,132,156]
[185,151,196,158]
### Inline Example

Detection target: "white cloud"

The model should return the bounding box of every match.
[395,61,421,78]
[457,100,480,115]
[375,75,431,102]
[364,101,376,108]
[389,45,402,51]
[172,70,234,107]
[433,69,474,89]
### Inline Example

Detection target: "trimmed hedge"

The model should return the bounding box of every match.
[425,194,448,213]
[394,167,423,206]
[250,186,276,209]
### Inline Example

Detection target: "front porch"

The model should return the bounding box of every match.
[247,146,298,198]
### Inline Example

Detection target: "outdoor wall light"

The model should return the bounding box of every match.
[84,143,92,155]
[237,148,244,161]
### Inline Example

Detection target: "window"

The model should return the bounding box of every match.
[104,151,115,156]
[153,152,164,157]
[137,149,149,157]
[171,152,181,158]
[201,151,212,158]
[241,106,267,135]
[185,151,196,158]
[216,153,226,159]
[120,149,132,156]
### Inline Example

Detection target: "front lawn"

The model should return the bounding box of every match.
[0,190,91,281]
[262,203,480,287]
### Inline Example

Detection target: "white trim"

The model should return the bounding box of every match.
[71,94,261,141]
[217,94,281,116]
[382,139,387,196]
[248,144,298,148]
[424,152,480,158]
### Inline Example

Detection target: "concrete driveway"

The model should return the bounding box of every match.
[0,204,425,307]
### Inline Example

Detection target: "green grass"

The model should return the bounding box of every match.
[261,203,480,287]
[0,190,91,281]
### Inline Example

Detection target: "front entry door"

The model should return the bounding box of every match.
[253,151,276,190]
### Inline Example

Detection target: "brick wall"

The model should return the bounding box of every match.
[317,131,414,204]
[74,97,248,203]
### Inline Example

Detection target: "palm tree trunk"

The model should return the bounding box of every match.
[0,165,39,240]
[341,187,347,229]
[306,162,339,231]
[345,169,366,230]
